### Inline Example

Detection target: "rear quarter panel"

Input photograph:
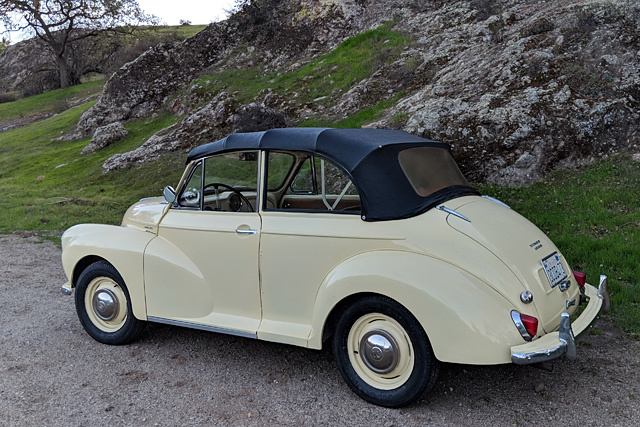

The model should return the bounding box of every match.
[310,250,525,364]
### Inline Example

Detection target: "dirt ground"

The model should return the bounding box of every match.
[1,234,638,426]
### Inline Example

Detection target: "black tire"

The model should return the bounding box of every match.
[75,261,145,345]
[332,295,439,407]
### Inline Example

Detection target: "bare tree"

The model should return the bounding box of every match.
[0,34,9,52]
[0,1,156,88]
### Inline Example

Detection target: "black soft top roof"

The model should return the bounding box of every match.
[187,128,443,166]
[187,128,478,221]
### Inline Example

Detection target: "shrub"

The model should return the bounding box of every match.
[521,17,555,37]
[19,70,60,97]
[471,0,501,22]
[0,92,17,104]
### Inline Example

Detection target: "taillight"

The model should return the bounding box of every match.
[573,270,586,288]
[511,311,539,341]
[520,313,538,338]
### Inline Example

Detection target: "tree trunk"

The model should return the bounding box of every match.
[55,55,72,89]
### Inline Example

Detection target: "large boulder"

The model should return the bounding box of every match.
[101,92,238,172]
[364,0,640,184]
[101,95,289,172]
[76,22,237,136]
[0,38,57,97]
[81,122,129,155]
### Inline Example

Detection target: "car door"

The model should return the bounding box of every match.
[143,152,262,337]
[258,153,395,345]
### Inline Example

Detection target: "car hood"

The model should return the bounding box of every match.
[121,197,168,234]
[443,197,579,333]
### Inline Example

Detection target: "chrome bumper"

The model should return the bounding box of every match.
[511,275,608,365]
[61,281,73,295]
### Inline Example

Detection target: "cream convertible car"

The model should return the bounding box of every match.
[61,128,609,407]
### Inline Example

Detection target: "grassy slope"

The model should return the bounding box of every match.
[189,22,410,124]
[0,87,182,234]
[0,24,638,334]
[479,158,640,334]
[0,79,105,122]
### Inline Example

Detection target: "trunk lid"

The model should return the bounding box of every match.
[443,196,578,333]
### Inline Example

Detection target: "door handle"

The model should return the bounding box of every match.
[236,228,257,235]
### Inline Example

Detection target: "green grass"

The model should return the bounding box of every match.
[478,156,640,335]
[0,97,182,236]
[0,79,105,123]
[300,92,405,128]
[173,24,207,38]
[136,24,207,39]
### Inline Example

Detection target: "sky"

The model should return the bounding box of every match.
[137,0,236,26]
[1,0,237,42]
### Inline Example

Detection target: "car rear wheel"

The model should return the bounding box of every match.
[75,261,145,345]
[332,295,439,407]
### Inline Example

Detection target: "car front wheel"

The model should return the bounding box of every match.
[75,261,145,345]
[333,295,439,407]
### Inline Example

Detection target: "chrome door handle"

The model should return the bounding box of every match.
[236,228,257,235]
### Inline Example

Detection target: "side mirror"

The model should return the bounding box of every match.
[163,186,176,204]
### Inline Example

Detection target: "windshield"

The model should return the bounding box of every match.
[398,147,470,197]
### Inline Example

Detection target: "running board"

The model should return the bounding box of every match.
[147,316,257,340]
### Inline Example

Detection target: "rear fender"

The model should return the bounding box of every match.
[309,250,523,364]
[61,224,155,320]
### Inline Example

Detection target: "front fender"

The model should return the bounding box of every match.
[61,224,155,320]
[309,250,524,364]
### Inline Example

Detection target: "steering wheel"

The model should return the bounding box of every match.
[203,182,254,212]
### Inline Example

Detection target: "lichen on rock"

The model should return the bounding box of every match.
[81,122,129,155]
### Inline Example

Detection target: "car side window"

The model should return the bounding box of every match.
[281,155,361,213]
[202,152,259,212]
[178,161,203,208]
[267,152,295,190]
[290,157,315,194]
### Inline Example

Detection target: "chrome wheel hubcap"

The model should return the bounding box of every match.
[92,289,118,321]
[347,312,415,390]
[360,329,399,374]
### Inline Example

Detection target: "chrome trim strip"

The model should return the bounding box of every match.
[510,311,532,342]
[147,317,257,339]
[481,195,511,209]
[436,205,471,222]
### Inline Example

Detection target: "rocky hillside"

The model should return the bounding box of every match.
[68,0,640,184]
[0,26,199,100]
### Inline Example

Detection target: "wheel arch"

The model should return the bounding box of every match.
[71,255,107,288]
[309,250,523,364]
[61,224,155,320]
[321,291,382,345]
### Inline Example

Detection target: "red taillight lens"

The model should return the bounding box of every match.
[573,270,586,288]
[520,313,538,338]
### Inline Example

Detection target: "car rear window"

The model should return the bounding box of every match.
[398,147,469,197]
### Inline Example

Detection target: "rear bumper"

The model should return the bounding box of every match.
[510,275,608,365]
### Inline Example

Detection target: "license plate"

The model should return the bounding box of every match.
[541,252,568,288]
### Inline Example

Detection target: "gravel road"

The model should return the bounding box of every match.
[1,234,638,426]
